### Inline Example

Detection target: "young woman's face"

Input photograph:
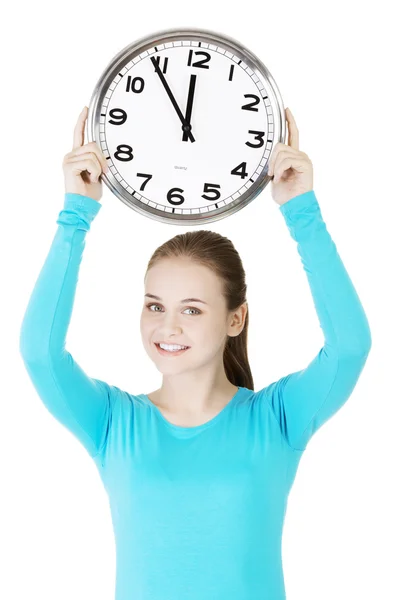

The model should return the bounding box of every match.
[140,257,236,373]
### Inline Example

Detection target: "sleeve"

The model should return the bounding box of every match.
[19,192,116,460]
[265,190,372,452]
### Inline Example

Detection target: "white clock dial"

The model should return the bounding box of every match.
[87,29,286,224]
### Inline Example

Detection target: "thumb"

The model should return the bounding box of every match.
[72,106,88,150]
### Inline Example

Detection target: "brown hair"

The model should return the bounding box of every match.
[145,230,254,390]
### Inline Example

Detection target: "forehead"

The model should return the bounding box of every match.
[144,259,222,297]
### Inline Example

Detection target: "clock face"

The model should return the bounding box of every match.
[89,30,285,223]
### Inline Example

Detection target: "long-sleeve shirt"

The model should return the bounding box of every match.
[19,189,372,600]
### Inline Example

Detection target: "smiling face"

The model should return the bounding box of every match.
[140,257,245,375]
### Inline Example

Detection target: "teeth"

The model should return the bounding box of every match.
[159,343,188,351]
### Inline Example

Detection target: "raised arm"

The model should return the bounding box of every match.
[264,189,372,452]
[19,106,113,460]
[19,192,117,459]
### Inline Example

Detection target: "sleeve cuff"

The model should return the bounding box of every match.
[57,193,102,231]
[64,193,102,216]
[279,190,318,217]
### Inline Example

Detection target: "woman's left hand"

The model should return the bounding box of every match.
[268,107,314,206]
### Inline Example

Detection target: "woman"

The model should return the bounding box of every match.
[19,105,372,599]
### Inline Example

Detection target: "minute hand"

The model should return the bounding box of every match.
[150,56,196,143]
[182,74,197,143]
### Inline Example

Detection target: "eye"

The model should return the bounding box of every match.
[146,303,201,315]
[184,307,201,315]
[146,303,162,312]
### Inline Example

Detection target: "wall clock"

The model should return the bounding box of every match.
[86,27,286,225]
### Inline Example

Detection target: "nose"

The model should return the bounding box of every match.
[157,312,184,337]
[158,327,183,339]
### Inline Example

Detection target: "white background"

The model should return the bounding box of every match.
[2,1,399,599]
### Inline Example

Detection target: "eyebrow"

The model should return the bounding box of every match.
[144,293,208,305]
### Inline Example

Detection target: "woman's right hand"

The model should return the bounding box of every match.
[63,106,109,202]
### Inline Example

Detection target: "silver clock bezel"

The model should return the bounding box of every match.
[86,27,286,225]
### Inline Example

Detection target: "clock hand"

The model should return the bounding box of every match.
[182,74,197,142]
[150,56,196,143]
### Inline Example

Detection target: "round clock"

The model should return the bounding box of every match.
[86,27,286,225]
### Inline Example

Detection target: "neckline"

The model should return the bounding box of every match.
[139,386,245,434]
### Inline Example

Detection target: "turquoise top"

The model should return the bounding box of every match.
[19,190,371,599]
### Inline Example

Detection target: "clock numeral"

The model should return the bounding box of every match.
[167,187,185,205]
[114,144,134,162]
[228,64,235,81]
[187,49,211,69]
[246,130,265,148]
[202,183,221,201]
[137,173,153,191]
[108,108,127,125]
[231,162,249,179]
[125,75,145,93]
[242,94,260,112]
[152,55,169,74]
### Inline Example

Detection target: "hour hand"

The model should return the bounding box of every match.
[150,56,195,143]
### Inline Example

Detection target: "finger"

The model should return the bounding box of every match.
[274,155,307,183]
[74,143,108,173]
[73,106,88,150]
[268,142,283,175]
[268,146,297,177]
[67,153,103,182]
[286,108,299,151]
